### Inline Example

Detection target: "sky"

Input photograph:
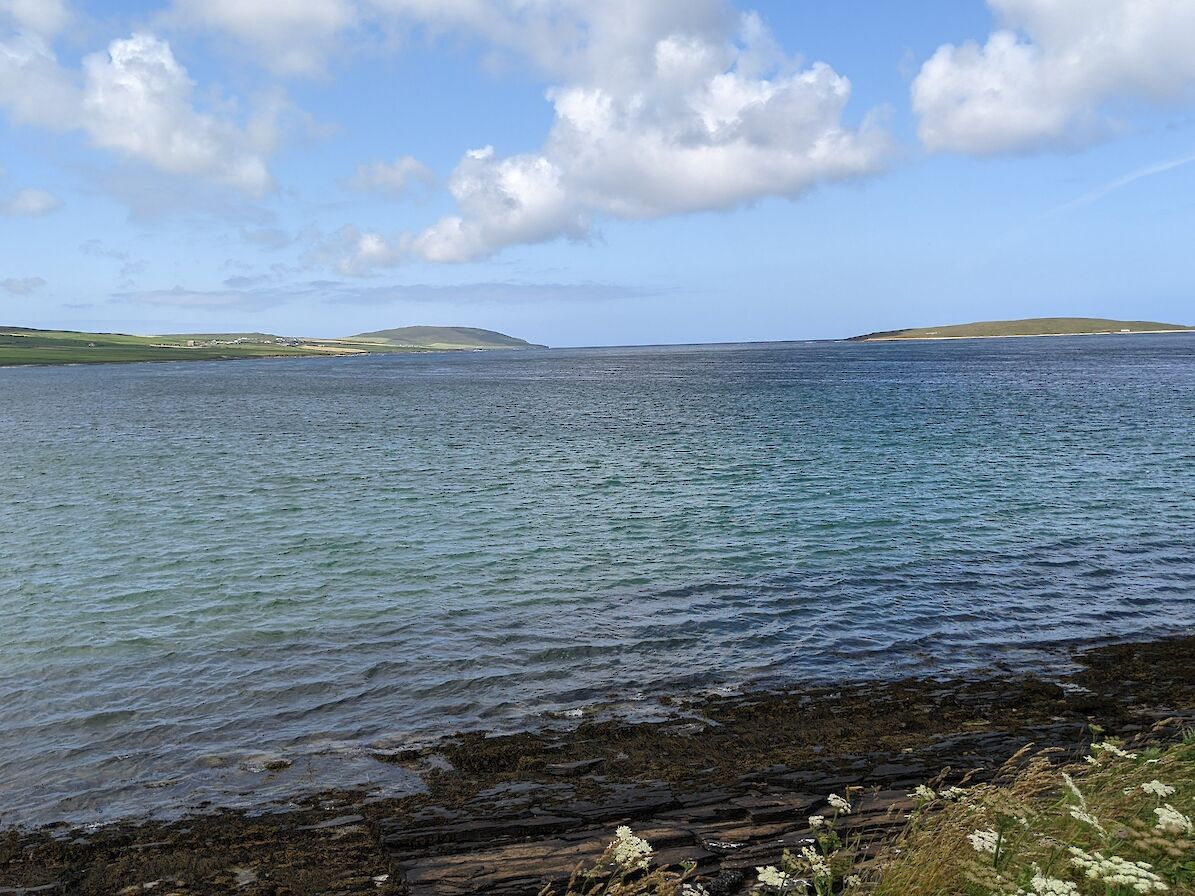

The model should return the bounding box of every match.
[1,0,1194,347]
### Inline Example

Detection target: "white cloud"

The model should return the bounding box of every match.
[2,187,61,215]
[331,5,891,268]
[167,0,358,76]
[3,276,46,295]
[159,0,890,264]
[81,34,272,192]
[913,0,1195,154]
[0,33,80,128]
[0,31,274,193]
[345,154,434,198]
[0,0,70,36]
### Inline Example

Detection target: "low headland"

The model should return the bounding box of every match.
[850,317,1195,342]
[3,635,1193,896]
[0,325,544,367]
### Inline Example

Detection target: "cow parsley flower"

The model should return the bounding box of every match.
[800,845,830,878]
[909,784,936,802]
[1141,780,1176,798]
[1069,847,1169,893]
[940,785,968,800]
[808,814,826,830]
[611,826,652,870]
[968,828,999,855]
[1090,742,1138,760]
[827,793,852,814]
[844,875,862,888]
[756,866,799,892]
[1154,804,1193,835]
[1030,874,1080,896]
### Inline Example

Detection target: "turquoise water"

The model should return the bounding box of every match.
[3,336,1195,827]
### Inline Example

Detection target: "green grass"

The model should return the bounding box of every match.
[0,325,539,366]
[853,318,1194,341]
[873,732,1195,896]
[348,325,546,349]
[0,328,338,366]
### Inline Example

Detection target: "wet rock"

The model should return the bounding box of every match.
[704,869,746,896]
[546,757,605,776]
[297,814,365,830]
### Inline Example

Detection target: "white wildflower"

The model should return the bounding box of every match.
[1090,742,1138,760]
[1141,780,1176,798]
[800,845,831,878]
[1030,874,1080,896]
[968,828,999,855]
[808,814,827,830]
[1061,773,1086,809]
[1083,755,1099,765]
[1068,806,1106,834]
[827,793,852,814]
[1154,804,1193,835]
[1069,847,1168,893]
[941,785,968,800]
[756,866,799,892]
[909,784,936,802]
[611,826,652,870]
[844,875,862,888]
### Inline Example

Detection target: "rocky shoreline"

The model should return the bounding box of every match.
[3,636,1194,896]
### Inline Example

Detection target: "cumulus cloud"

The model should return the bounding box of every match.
[160,1,890,265]
[345,154,435,198]
[3,276,46,295]
[0,31,274,193]
[2,187,61,215]
[913,0,1195,154]
[0,0,70,36]
[167,0,359,76]
[327,4,891,268]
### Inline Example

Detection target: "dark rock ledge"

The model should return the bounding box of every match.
[2,636,1193,896]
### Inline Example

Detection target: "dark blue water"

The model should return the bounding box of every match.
[3,335,1195,827]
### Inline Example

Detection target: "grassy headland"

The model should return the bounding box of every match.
[0,325,543,366]
[851,317,1195,342]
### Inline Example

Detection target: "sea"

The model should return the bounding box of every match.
[3,334,1195,827]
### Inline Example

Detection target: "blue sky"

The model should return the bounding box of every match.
[2,0,1193,346]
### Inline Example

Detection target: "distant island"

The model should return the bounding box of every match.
[0,325,545,366]
[850,317,1195,342]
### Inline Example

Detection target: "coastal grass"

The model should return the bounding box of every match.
[554,730,1195,896]
[0,327,332,366]
[870,730,1195,896]
[0,327,426,365]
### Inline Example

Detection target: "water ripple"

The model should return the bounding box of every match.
[2,336,1195,827]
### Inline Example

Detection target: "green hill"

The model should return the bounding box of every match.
[348,325,545,350]
[851,317,1194,342]
[0,324,542,366]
